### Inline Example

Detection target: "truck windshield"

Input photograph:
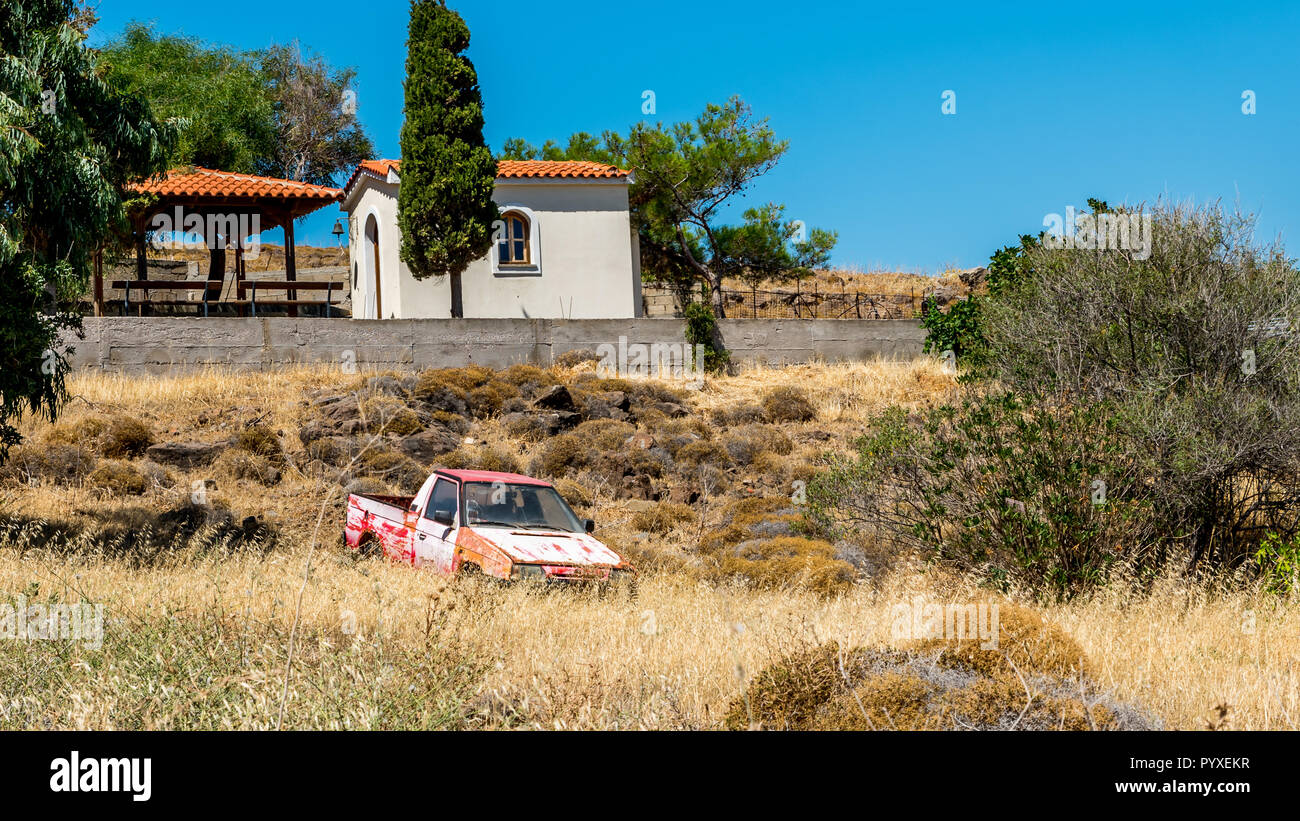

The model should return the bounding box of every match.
[462,482,585,533]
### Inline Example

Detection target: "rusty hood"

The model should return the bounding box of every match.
[465,526,625,567]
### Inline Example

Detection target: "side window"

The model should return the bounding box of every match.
[426,479,459,524]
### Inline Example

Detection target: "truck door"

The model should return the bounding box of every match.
[415,477,459,574]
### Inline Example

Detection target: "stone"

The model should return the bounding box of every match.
[625,433,656,451]
[532,384,577,412]
[654,401,689,418]
[395,427,461,463]
[146,441,227,469]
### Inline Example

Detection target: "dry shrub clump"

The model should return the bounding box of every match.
[727,605,1155,731]
[699,497,855,595]
[98,416,155,459]
[553,477,592,510]
[0,443,97,487]
[630,502,696,534]
[234,424,285,464]
[413,366,519,419]
[359,395,424,437]
[721,424,793,466]
[761,386,817,423]
[86,460,149,495]
[438,446,522,476]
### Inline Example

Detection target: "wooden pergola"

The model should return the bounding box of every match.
[96,167,343,317]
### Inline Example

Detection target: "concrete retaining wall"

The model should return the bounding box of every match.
[62,317,926,374]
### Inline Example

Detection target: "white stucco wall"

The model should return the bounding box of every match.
[342,175,638,320]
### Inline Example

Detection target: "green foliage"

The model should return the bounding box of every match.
[398,0,498,309]
[99,24,372,185]
[1,1,175,465]
[683,301,729,373]
[920,294,985,363]
[920,231,1040,367]
[99,23,274,174]
[504,98,837,316]
[1254,532,1300,595]
[808,395,1149,598]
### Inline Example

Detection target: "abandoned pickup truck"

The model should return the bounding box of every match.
[345,469,635,584]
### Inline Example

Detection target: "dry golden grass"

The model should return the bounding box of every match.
[1,360,1297,730]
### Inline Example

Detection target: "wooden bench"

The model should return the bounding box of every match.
[111,280,221,316]
[235,280,341,317]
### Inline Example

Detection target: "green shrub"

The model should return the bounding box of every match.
[808,395,1149,598]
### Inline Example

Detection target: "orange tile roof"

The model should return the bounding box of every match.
[130,167,343,201]
[496,160,630,179]
[342,158,630,197]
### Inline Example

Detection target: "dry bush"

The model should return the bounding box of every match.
[356,448,427,493]
[697,497,856,595]
[214,450,282,487]
[500,364,560,391]
[86,460,148,496]
[99,416,154,459]
[234,424,285,464]
[727,603,1152,731]
[762,386,817,423]
[630,502,696,534]
[532,434,586,478]
[1,443,96,487]
[359,396,423,437]
[722,424,793,465]
[439,446,522,475]
[553,478,592,510]
[571,419,637,451]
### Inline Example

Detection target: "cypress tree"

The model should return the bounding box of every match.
[398,0,498,318]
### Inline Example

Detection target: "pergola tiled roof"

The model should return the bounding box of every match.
[128,167,343,231]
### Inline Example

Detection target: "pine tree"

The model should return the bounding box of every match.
[398,0,498,318]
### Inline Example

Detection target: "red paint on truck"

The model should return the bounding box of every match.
[344,469,635,583]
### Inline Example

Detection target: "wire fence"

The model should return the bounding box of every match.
[720,286,922,319]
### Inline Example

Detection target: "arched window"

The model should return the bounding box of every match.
[498,211,530,265]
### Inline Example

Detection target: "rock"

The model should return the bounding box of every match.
[958,266,987,289]
[668,485,701,505]
[625,433,656,451]
[582,394,630,421]
[619,474,660,501]
[146,441,227,469]
[317,394,360,423]
[367,374,415,396]
[603,391,631,412]
[532,384,577,412]
[537,411,581,435]
[297,420,334,447]
[654,401,689,418]
[418,386,470,417]
[395,427,461,463]
[926,286,960,308]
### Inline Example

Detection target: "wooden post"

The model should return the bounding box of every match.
[285,210,298,318]
[93,250,104,317]
[135,224,147,316]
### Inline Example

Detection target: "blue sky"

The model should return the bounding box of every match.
[91,1,1300,273]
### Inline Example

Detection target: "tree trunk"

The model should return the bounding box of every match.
[708,274,726,318]
[450,270,464,318]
